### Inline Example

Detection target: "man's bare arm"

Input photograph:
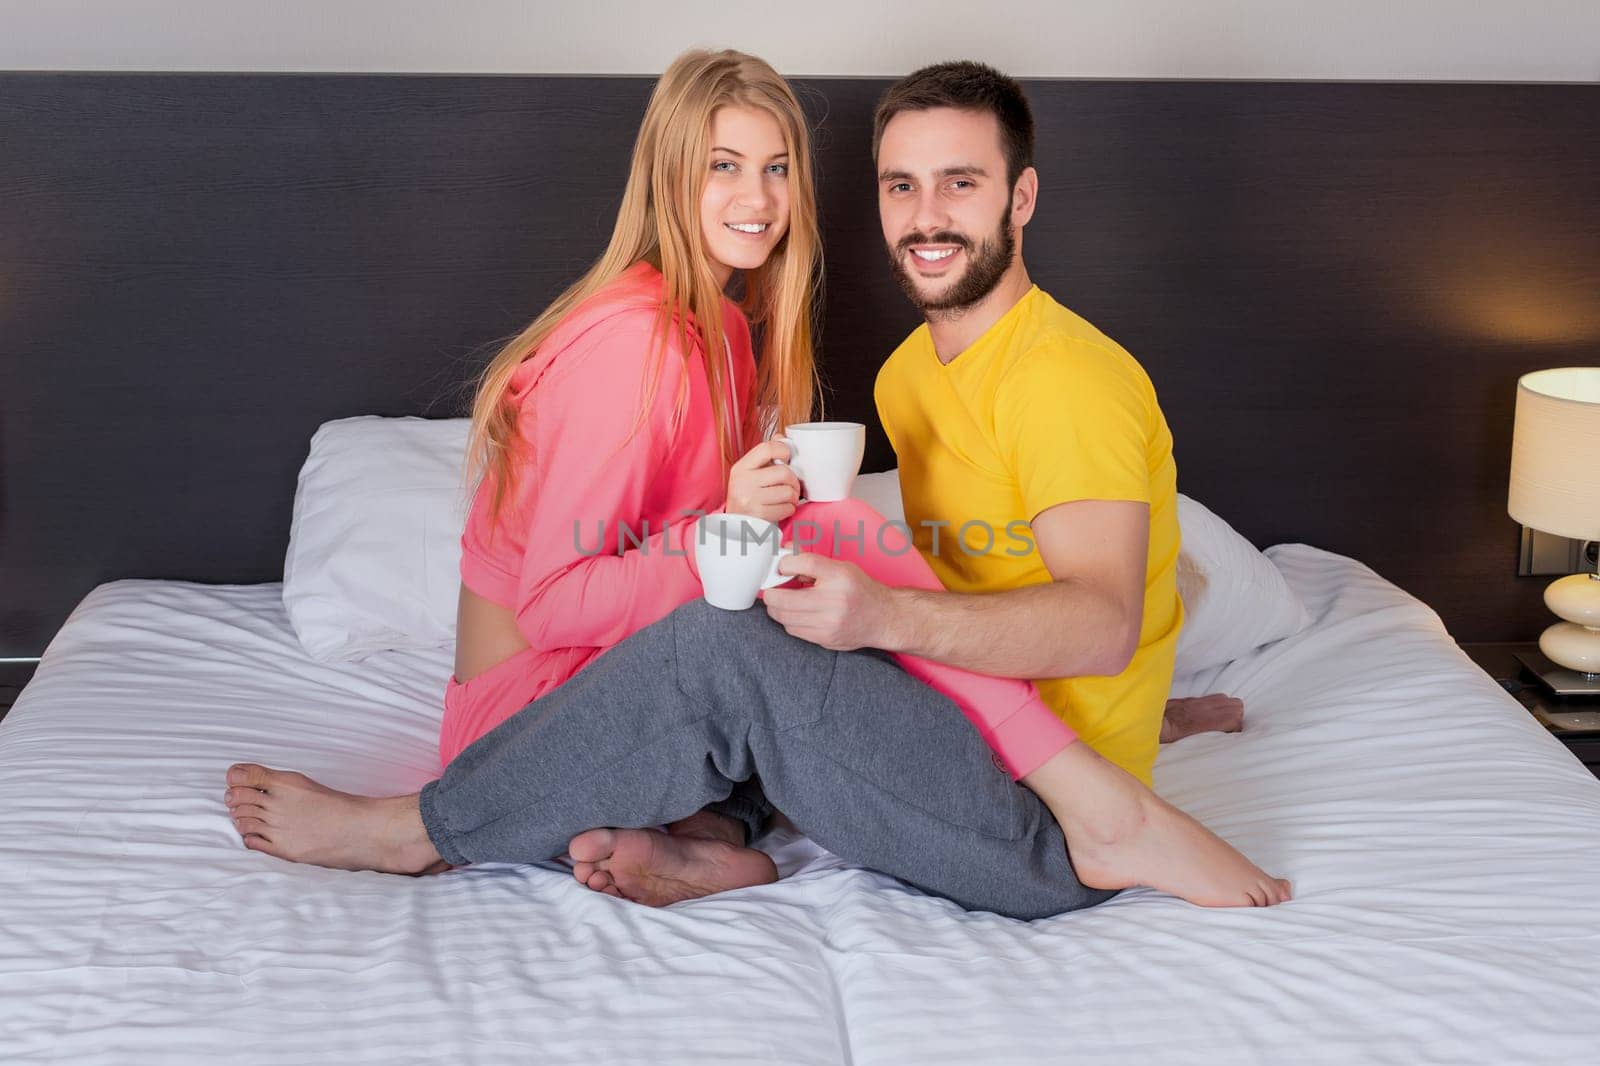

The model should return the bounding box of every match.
[880,499,1148,678]
[764,498,1149,679]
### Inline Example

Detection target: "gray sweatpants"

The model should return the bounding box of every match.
[417,599,1114,920]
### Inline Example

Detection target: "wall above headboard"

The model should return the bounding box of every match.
[3,1,1597,81]
[1,73,1596,655]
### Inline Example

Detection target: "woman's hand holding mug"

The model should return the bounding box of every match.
[724,440,801,524]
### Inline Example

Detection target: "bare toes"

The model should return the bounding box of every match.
[233,815,270,836]
[572,860,596,884]
[226,763,277,789]
[568,828,617,864]
[224,786,264,808]
[229,803,269,821]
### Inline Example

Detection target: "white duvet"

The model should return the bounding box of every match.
[2,545,1598,1065]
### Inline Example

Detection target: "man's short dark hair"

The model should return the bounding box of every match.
[872,61,1036,187]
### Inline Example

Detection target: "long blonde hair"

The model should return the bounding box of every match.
[467,48,822,518]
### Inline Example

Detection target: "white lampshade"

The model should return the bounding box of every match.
[1507,368,1600,541]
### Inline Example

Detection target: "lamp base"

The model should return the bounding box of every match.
[1516,649,1600,697]
[1538,572,1600,677]
[1538,619,1600,675]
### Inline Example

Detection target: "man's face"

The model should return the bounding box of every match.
[877,107,1018,315]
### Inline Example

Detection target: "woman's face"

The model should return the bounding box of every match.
[700,105,792,286]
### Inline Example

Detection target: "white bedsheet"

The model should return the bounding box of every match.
[3,545,1599,1065]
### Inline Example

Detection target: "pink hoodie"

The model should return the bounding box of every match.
[441,262,754,763]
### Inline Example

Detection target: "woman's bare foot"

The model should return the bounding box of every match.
[223,763,443,875]
[1160,694,1245,744]
[1023,744,1291,907]
[567,826,778,906]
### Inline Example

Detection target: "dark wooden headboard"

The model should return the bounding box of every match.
[1,73,1596,657]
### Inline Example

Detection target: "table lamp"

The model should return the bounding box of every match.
[1507,367,1600,693]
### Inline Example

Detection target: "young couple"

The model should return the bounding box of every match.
[225,50,1290,920]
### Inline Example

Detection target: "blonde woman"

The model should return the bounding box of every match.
[228,48,816,891]
[226,50,1289,919]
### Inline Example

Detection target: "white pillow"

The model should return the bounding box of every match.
[282,416,471,662]
[279,422,1308,674]
[852,471,1309,673]
[848,469,905,519]
[1172,493,1312,673]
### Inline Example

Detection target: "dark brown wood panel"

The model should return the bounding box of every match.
[1,74,1596,655]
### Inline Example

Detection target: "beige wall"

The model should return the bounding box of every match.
[0,0,1595,80]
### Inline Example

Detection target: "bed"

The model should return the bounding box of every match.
[5,538,1599,1064]
[5,69,1600,1066]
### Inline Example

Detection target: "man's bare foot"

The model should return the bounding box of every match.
[567,826,777,906]
[223,763,443,875]
[1023,744,1291,908]
[1160,694,1245,744]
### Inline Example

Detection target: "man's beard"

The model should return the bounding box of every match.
[887,201,1016,319]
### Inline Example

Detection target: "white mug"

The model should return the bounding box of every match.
[695,513,794,611]
[772,421,866,502]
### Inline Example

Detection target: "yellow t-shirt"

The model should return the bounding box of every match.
[874,285,1182,786]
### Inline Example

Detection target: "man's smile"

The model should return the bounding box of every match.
[907,243,964,274]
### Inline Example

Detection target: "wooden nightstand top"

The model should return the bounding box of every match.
[1460,642,1600,772]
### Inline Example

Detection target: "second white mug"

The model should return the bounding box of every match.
[695,512,793,611]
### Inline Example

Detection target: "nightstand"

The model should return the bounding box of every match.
[1461,643,1600,778]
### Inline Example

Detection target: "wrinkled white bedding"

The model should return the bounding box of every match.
[3,545,1598,1065]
